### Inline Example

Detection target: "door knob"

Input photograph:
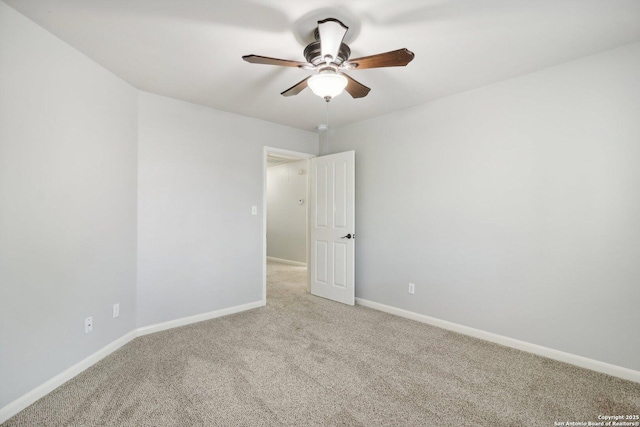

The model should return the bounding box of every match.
[341,233,353,239]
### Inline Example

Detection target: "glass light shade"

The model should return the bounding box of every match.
[308,73,348,99]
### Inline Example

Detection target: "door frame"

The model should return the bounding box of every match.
[262,147,316,305]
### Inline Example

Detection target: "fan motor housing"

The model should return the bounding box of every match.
[303,40,351,66]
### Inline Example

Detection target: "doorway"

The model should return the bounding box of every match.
[262,147,315,304]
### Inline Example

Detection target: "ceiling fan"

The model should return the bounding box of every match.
[242,18,415,102]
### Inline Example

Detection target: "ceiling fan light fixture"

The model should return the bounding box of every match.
[243,17,415,100]
[308,72,348,101]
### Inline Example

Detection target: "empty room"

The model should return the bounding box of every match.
[1,0,639,426]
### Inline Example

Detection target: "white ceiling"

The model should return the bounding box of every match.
[4,0,640,131]
[267,154,301,167]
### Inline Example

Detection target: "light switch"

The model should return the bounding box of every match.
[251,206,257,215]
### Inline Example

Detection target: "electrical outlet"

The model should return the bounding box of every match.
[85,316,93,334]
[408,283,415,295]
[113,303,120,318]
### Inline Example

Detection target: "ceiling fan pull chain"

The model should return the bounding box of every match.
[326,100,330,150]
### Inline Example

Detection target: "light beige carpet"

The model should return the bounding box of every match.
[3,261,639,426]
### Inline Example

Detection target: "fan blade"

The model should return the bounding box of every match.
[281,76,311,97]
[348,48,415,69]
[318,18,348,64]
[343,74,371,99]
[243,55,308,68]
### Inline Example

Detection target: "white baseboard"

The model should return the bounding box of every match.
[355,298,640,384]
[0,300,264,424]
[266,256,306,267]
[0,330,137,424]
[136,300,265,336]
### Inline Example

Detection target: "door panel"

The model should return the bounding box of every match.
[310,151,355,305]
[315,240,328,284]
[315,164,328,228]
[334,161,347,228]
[333,242,347,288]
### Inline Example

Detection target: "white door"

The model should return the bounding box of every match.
[310,151,355,305]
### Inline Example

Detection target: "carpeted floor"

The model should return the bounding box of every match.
[3,261,640,426]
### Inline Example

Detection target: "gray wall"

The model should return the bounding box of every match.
[329,42,640,372]
[0,2,138,408]
[267,160,308,263]
[136,92,317,327]
[0,3,317,409]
